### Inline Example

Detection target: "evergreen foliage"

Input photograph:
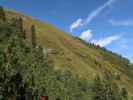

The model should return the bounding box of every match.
[92,76,129,100]
[0,6,6,22]
[31,25,37,48]
[0,7,131,100]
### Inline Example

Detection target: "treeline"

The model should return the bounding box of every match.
[75,37,130,65]
[0,6,131,100]
[75,37,133,80]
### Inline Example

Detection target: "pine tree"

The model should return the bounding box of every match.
[92,76,105,100]
[31,25,36,48]
[0,6,6,22]
[92,76,122,100]
[11,17,26,39]
[23,29,26,39]
[18,17,26,39]
[111,82,122,100]
[4,45,11,64]
[120,88,128,100]
[18,17,23,32]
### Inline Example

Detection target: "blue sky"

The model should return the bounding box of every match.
[0,0,133,63]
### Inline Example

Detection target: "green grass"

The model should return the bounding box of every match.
[5,10,133,96]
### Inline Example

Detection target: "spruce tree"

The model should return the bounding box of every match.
[92,76,122,100]
[11,17,26,39]
[31,25,36,48]
[4,45,11,64]
[92,76,105,100]
[0,6,6,22]
[18,17,26,39]
[120,88,128,100]
[23,29,26,39]
[18,17,23,32]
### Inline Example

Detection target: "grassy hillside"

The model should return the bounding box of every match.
[0,7,133,100]
[3,9,133,96]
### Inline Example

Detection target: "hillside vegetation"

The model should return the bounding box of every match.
[0,6,133,99]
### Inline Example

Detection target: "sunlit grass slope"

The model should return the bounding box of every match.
[6,10,133,95]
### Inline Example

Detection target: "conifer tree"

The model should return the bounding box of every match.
[120,88,128,100]
[0,6,6,22]
[23,29,26,39]
[92,76,104,100]
[11,17,26,39]
[18,17,26,39]
[18,17,23,32]
[92,76,122,100]
[4,45,11,64]
[31,25,36,48]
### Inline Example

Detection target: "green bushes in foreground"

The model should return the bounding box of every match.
[0,6,131,100]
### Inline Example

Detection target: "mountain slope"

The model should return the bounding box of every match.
[5,10,133,95]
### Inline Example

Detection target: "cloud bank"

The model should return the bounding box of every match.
[84,0,116,25]
[109,19,133,26]
[70,18,83,32]
[79,29,92,42]
[72,0,120,47]
[70,0,116,32]
[91,35,120,47]
[79,29,120,47]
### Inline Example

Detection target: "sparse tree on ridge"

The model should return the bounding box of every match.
[18,17,26,39]
[4,45,11,64]
[120,88,128,100]
[18,17,24,32]
[31,24,37,48]
[0,6,6,22]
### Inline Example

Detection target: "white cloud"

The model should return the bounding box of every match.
[70,0,117,32]
[91,35,120,47]
[84,0,116,25]
[70,18,83,32]
[109,20,133,26]
[121,44,129,49]
[79,29,93,42]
